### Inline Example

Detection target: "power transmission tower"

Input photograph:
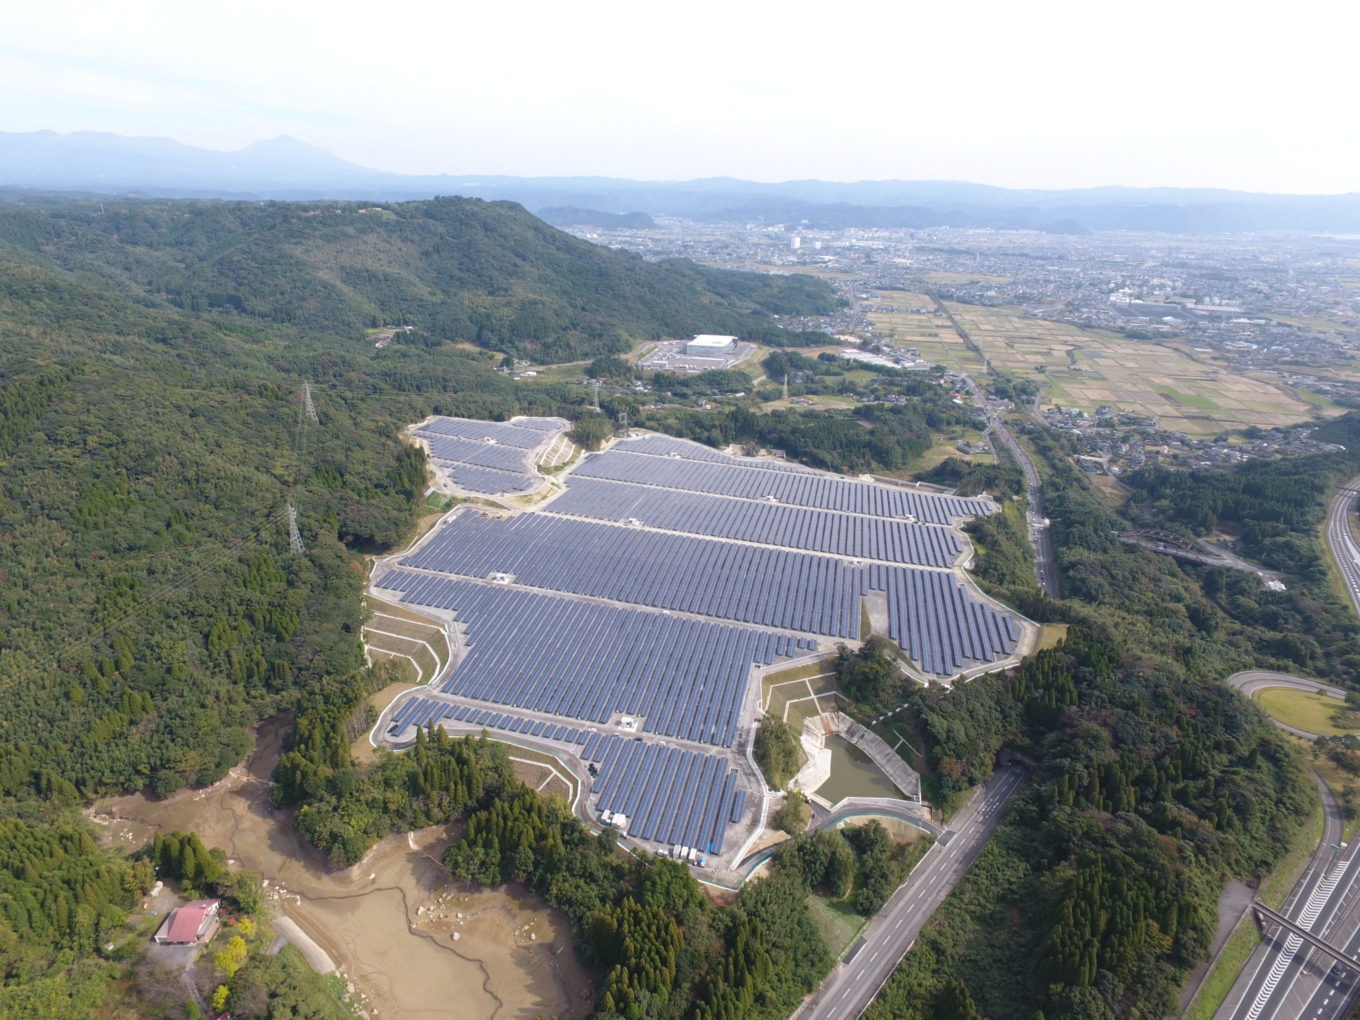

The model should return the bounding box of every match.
[618,410,628,430]
[592,380,601,412]
[287,504,306,555]
[783,373,789,400]
[302,382,318,424]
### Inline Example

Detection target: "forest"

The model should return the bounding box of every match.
[0,197,835,363]
[0,196,837,1017]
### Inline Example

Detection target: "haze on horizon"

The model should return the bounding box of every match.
[3,0,1357,195]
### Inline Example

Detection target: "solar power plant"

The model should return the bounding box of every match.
[545,476,964,567]
[399,511,1017,673]
[373,567,813,746]
[386,696,746,852]
[404,512,864,636]
[616,433,820,473]
[572,447,992,524]
[413,416,563,449]
[411,415,567,496]
[375,425,1027,852]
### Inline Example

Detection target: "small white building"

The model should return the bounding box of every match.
[685,334,738,358]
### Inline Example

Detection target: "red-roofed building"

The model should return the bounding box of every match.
[153,898,221,945]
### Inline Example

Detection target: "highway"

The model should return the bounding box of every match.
[1215,783,1359,1020]
[794,764,1027,1020]
[1326,478,1360,618]
[1212,669,1360,1014]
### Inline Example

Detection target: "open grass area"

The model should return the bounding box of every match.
[1036,623,1069,651]
[1255,687,1358,737]
[806,895,865,959]
[362,598,451,684]
[1182,914,1260,1020]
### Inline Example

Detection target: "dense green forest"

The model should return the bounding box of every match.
[0,196,834,363]
[0,196,837,1017]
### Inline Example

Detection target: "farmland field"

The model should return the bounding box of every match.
[943,304,1325,436]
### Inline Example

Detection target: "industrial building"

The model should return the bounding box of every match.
[685,334,738,358]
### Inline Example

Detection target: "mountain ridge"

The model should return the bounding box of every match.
[4,129,1359,233]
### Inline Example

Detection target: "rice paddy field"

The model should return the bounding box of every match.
[943,304,1321,437]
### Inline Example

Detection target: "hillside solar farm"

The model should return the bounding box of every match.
[371,418,1032,868]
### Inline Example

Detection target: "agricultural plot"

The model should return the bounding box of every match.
[944,304,1319,436]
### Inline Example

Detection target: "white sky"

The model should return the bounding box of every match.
[2,0,1357,193]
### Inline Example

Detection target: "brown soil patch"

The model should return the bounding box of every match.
[93,717,592,1020]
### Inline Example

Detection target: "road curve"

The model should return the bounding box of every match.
[1226,670,1349,739]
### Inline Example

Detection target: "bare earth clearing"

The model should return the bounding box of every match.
[91,717,592,1020]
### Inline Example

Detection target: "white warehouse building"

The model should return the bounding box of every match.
[685,334,738,357]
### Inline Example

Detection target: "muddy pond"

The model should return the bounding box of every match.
[93,716,592,1020]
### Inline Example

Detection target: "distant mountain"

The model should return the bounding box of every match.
[538,206,656,229]
[3,129,1360,234]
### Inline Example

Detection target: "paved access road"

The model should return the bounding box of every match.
[794,764,1027,1020]
[958,374,1058,599]
[1327,479,1360,618]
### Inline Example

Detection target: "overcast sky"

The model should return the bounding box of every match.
[3,0,1357,193]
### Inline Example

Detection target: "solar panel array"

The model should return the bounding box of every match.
[545,476,963,567]
[385,695,746,852]
[414,416,563,449]
[615,434,819,474]
[411,415,568,496]
[572,448,993,524]
[404,513,865,636]
[375,424,1026,856]
[401,511,1018,674]
[586,734,740,852]
[373,567,812,745]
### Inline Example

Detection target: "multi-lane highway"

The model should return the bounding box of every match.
[795,764,1027,1020]
[1216,787,1359,1020]
[1326,479,1360,617]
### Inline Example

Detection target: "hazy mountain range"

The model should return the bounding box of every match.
[4,129,1360,234]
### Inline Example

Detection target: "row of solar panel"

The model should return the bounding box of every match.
[613,434,818,474]
[415,415,564,449]
[585,733,745,852]
[545,475,963,567]
[883,568,1019,676]
[432,462,538,495]
[373,568,816,745]
[389,695,590,744]
[406,512,865,637]
[415,433,537,473]
[385,696,747,851]
[572,448,994,524]
[403,511,1019,676]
